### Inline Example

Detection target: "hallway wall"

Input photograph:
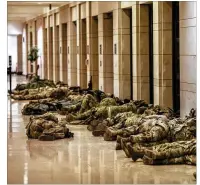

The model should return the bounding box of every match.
[8,35,17,72]
[179,2,196,117]
[22,1,197,117]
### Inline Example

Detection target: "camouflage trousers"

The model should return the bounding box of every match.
[104,116,169,142]
[120,138,196,165]
[143,154,196,165]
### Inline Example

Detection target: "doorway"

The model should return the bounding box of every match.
[148,3,154,104]
[49,27,53,80]
[172,2,180,114]
[55,25,60,82]
[91,16,99,90]
[80,18,87,88]
[61,23,68,83]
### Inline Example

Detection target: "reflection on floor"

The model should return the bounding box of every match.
[7,75,196,184]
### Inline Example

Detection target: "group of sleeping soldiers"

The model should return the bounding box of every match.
[10,76,196,180]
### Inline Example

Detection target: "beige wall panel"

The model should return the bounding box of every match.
[91,2,99,16]
[179,1,196,20]
[72,6,77,21]
[49,15,53,27]
[59,8,68,23]
[98,2,119,14]
[179,1,196,117]
[55,13,59,26]
[81,3,86,19]
[121,2,135,9]
[44,17,47,28]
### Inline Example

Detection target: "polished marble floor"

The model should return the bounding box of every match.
[7,75,196,184]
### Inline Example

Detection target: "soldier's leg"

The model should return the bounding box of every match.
[116,135,126,150]
[185,155,196,165]
[104,128,124,141]
[116,135,130,151]
[144,140,196,160]
[127,143,151,161]
[130,126,168,144]
[128,140,169,161]
[143,155,186,165]
[193,172,196,179]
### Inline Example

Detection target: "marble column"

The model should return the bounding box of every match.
[86,2,99,90]
[90,16,99,90]
[22,25,27,75]
[25,24,28,75]
[113,8,131,99]
[53,13,60,82]
[60,23,68,83]
[132,3,150,103]
[98,13,113,94]
[179,2,196,116]
[153,2,173,108]
[34,20,38,75]
[77,5,87,88]
[67,15,77,86]
[43,24,48,79]
[17,34,23,73]
[79,18,87,88]
[47,15,53,80]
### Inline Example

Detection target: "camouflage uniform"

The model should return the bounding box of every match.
[104,114,169,141]
[142,139,196,165]
[119,111,196,161]
[193,172,196,179]
[22,99,57,115]
[11,87,69,100]
[26,112,74,141]
[14,76,56,91]
[69,102,137,123]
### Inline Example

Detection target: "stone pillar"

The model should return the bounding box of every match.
[86,2,99,89]
[47,15,53,80]
[132,3,150,103]
[53,13,60,82]
[79,18,87,88]
[25,24,28,75]
[67,8,77,86]
[43,24,48,79]
[60,23,68,83]
[179,2,196,116]
[153,2,172,108]
[22,24,27,75]
[34,20,38,75]
[98,13,113,94]
[90,16,99,90]
[113,8,131,99]
[27,22,34,74]
[17,34,23,73]
[76,5,80,86]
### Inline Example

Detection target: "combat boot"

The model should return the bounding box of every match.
[38,134,55,141]
[121,140,132,158]
[129,144,145,161]
[193,172,196,179]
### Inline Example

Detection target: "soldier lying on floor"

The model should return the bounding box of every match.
[125,139,196,166]
[13,76,56,91]
[89,104,176,137]
[115,109,196,158]
[21,92,100,115]
[64,100,138,124]
[26,112,74,141]
[104,108,195,143]
[11,87,69,100]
